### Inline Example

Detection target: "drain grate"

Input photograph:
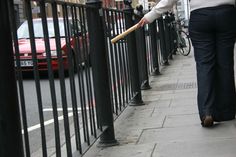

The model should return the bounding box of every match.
[177,82,197,89]
[153,82,197,91]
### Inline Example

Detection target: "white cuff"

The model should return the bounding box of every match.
[144,10,161,23]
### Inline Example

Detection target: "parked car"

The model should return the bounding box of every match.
[15,18,89,72]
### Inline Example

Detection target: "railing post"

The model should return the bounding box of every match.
[169,13,175,58]
[134,14,151,90]
[149,20,161,75]
[166,14,174,60]
[86,0,118,147]
[169,13,177,56]
[163,14,171,63]
[158,16,169,65]
[0,0,24,157]
[123,4,145,106]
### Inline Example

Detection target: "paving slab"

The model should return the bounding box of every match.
[137,120,236,144]
[85,143,156,157]
[152,138,236,157]
[147,99,172,108]
[170,98,197,107]
[159,91,196,100]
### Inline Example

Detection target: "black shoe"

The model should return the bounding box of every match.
[201,115,214,127]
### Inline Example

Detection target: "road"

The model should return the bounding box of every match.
[19,71,94,156]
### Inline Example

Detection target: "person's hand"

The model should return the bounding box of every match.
[137,17,150,28]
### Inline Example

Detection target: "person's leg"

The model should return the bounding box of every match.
[189,9,216,123]
[214,6,236,121]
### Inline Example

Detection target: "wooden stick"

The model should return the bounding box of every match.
[111,24,139,44]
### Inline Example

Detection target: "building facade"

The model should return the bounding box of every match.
[176,0,190,26]
[14,0,24,27]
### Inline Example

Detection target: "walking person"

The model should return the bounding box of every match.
[138,0,236,127]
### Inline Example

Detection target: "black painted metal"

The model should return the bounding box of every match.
[113,12,123,112]
[80,6,97,143]
[39,1,62,156]
[0,0,24,157]
[123,7,144,106]
[165,15,173,60]
[158,17,169,65]
[86,1,118,146]
[103,8,133,116]
[70,5,84,153]
[51,2,73,156]
[24,0,48,156]
[77,6,91,145]
[4,0,179,156]
[149,20,161,75]
[119,12,131,104]
[134,15,151,90]
[163,14,172,64]
[71,5,86,153]
[169,13,177,56]
[105,9,119,115]
[8,0,31,156]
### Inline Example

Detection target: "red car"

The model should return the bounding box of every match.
[15,18,89,72]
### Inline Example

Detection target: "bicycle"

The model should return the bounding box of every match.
[171,18,191,56]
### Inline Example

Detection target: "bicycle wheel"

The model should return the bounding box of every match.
[179,30,191,56]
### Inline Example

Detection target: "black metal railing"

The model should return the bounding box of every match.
[103,8,133,115]
[10,0,103,156]
[2,0,178,156]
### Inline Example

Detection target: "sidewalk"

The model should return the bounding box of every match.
[84,52,236,157]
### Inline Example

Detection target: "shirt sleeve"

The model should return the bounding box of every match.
[144,0,178,23]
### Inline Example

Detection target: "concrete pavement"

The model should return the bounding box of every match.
[84,52,236,157]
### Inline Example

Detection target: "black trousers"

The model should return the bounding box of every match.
[189,5,236,121]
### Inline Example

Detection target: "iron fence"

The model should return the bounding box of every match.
[11,0,102,156]
[3,0,177,156]
[103,8,133,116]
